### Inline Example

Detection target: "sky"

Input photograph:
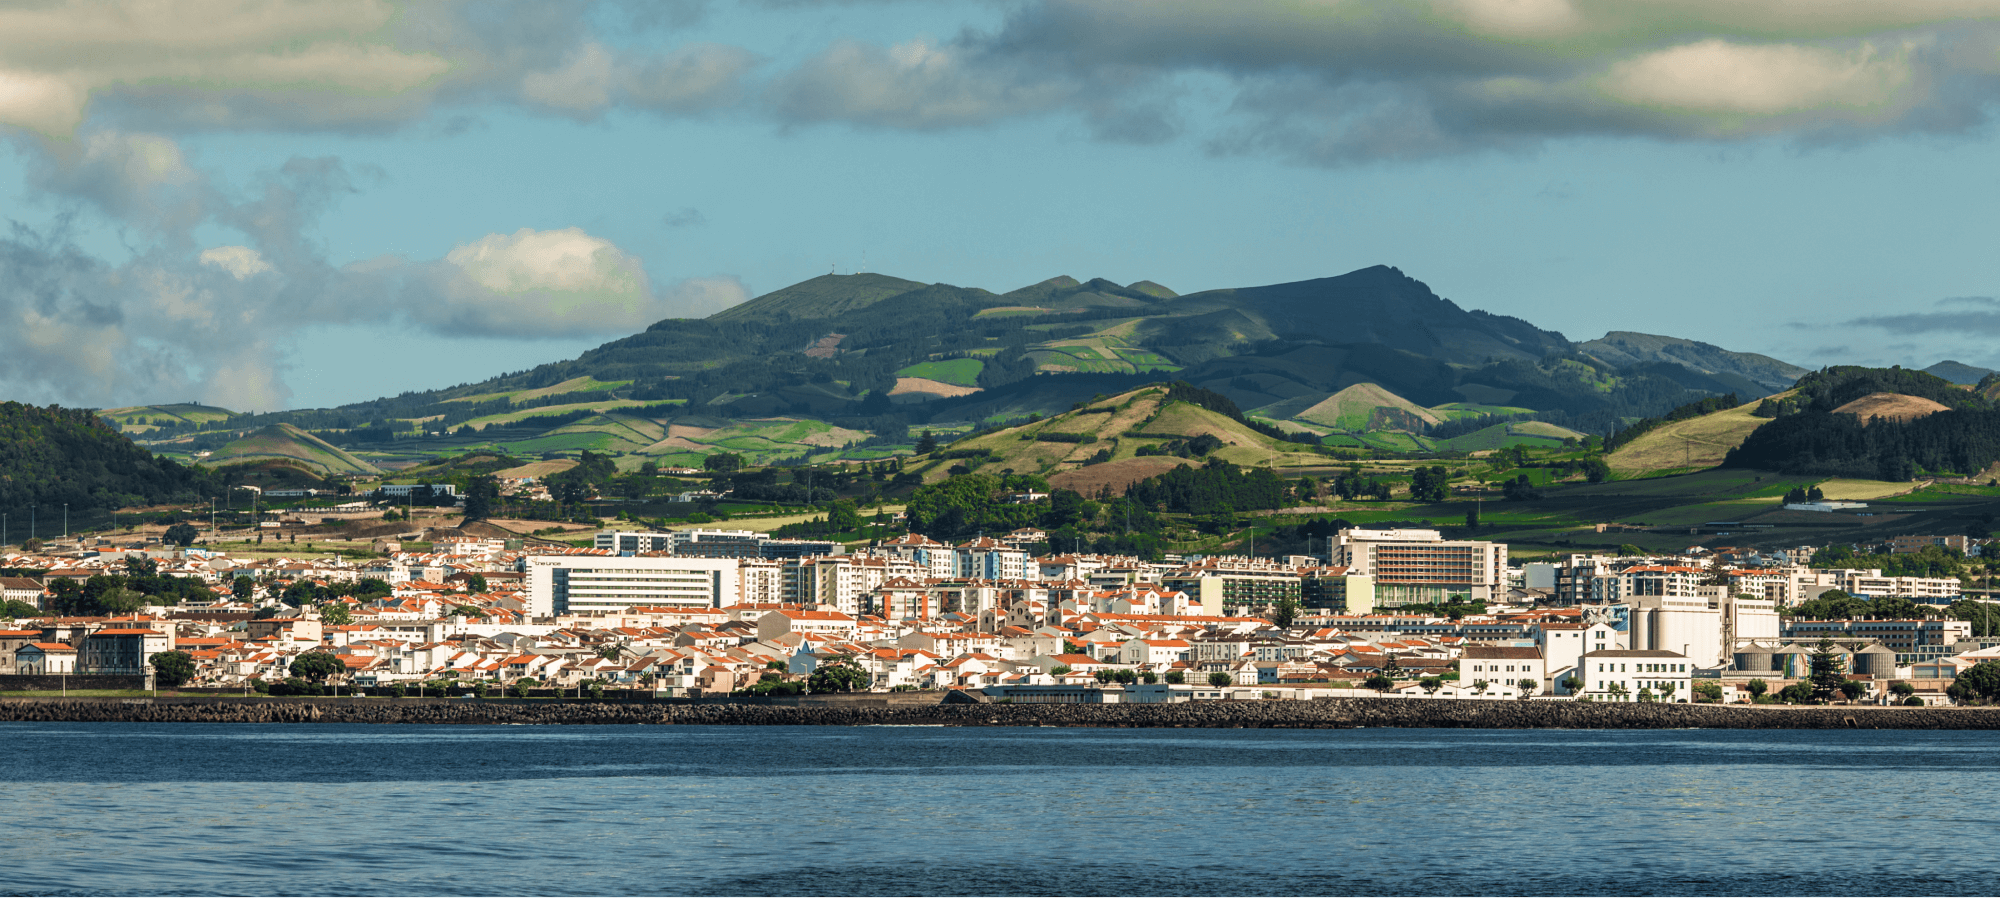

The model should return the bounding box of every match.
[6,0,2000,412]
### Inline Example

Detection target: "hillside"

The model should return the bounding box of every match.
[206,424,383,476]
[924,385,1323,484]
[708,273,927,322]
[99,403,236,435]
[1290,383,1441,432]
[1436,420,1587,453]
[1924,360,1995,385]
[1607,396,1775,478]
[0,402,219,528]
[1579,331,1806,394]
[1832,393,1952,424]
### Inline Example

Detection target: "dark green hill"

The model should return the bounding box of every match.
[213,265,1806,466]
[1580,331,1806,394]
[0,402,218,533]
[1153,265,1569,363]
[708,273,926,322]
[1925,360,1995,386]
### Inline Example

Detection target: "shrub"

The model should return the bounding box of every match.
[1904,696,1925,706]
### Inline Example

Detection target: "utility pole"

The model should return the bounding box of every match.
[62,503,68,540]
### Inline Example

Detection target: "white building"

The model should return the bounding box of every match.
[524,555,740,617]
[1628,588,1780,669]
[1334,528,1507,603]
[1460,645,1546,692]
[1579,649,1692,702]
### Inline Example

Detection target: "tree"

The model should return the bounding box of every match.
[1,599,40,619]
[1140,671,1158,684]
[1808,637,1848,701]
[231,575,255,599]
[289,649,344,684]
[1164,670,1185,684]
[1208,671,1234,688]
[163,522,199,547]
[462,574,489,594]
[807,655,871,693]
[1049,665,1072,676]
[317,603,353,626]
[1580,456,1611,483]
[915,430,939,454]
[1745,679,1769,699]
[1112,669,1138,685]
[1364,674,1394,693]
[1471,679,1490,695]
[1778,682,1813,704]
[1270,596,1299,629]
[150,650,195,688]
[702,452,744,474]
[1838,680,1867,702]
[1890,681,1917,699]
[1464,506,1480,530]
[1517,678,1539,698]
[1560,676,1582,696]
[1419,676,1443,695]
[510,678,535,699]
[1952,660,2000,703]
[1692,681,1723,703]
[463,474,499,522]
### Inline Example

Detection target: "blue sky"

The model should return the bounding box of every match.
[6,0,2000,411]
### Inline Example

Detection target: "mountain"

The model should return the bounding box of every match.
[0,402,218,530]
[118,264,1816,470]
[1923,360,1995,386]
[1578,332,1807,394]
[206,424,383,476]
[708,273,930,323]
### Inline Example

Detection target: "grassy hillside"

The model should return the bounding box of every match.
[896,358,985,387]
[1436,421,1587,453]
[99,404,236,434]
[920,385,1325,482]
[446,376,629,406]
[1292,383,1441,432]
[1606,396,1774,478]
[206,424,383,476]
[708,273,927,322]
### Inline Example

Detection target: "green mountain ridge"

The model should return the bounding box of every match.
[103,265,1813,471]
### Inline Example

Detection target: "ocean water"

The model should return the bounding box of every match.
[0,723,1993,896]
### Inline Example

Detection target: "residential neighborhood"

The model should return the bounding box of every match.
[3,525,1991,707]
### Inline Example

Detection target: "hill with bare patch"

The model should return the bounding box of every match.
[1833,392,1952,424]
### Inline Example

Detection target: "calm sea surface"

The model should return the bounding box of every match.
[0,723,1993,896]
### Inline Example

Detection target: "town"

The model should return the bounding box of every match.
[5,516,1993,707]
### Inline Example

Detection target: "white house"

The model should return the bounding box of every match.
[1460,645,1546,693]
[1579,649,1692,702]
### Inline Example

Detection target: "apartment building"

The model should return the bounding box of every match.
[525,555,740,616]
[1334,529,1506,604]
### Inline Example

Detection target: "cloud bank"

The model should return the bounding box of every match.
[0,141,743,411]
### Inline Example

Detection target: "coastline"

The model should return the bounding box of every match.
[2,696,1995,729]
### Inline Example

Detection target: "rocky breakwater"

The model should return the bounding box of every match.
[3,697,1998,728]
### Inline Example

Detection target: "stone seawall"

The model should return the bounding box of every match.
[2,697,1997,729]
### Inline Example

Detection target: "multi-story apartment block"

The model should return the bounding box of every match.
[525,555,740,616]
[1335,529,1506,604]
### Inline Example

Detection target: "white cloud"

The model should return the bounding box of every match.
[521,41,756,118]
[1599,40,1913,119]
[770,36,1086,129]
[199,246,274,280]
[419,227,745,337]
